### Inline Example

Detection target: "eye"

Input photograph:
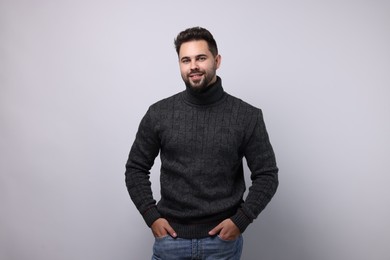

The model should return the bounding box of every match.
[181,58,190,64]
[197,56,207,61]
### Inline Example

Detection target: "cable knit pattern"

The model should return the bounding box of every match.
[125,77,278,238]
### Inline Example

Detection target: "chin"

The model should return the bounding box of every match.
[191,84,209,93]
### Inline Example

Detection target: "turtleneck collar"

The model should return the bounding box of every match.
[182,76,226,106]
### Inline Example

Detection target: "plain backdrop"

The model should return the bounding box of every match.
[1,1,389,259]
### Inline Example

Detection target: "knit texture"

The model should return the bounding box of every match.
[125,77,278,238]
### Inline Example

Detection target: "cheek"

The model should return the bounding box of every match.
[179,67,188,79]
[206,61,217,71]
[179,65,188,74]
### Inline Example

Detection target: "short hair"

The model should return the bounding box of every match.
[174,27,218,57]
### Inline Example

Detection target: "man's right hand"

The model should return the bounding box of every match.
[151,218,177,238]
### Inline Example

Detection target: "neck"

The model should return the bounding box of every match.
[183,76,225,106]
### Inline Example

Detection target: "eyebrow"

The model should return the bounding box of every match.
[180,54,208,61]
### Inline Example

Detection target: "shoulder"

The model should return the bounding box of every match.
[149,92,183,109]
[145,91,184,114]
[138,92,183,128]
[225,92,262,116]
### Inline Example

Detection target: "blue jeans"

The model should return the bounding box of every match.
[152,235,243,260]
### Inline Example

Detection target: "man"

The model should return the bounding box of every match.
[125,27,278,260]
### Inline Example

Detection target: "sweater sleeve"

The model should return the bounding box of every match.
[125,107,161,227]
[230,109,279,233]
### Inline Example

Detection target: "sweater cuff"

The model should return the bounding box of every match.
[142,206,161,227]
[230,209,252,233]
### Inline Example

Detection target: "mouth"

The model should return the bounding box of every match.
[189,73,204,81]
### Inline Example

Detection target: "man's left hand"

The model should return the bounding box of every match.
[208,218,241,240]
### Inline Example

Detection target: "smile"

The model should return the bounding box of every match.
[189,73,203,79]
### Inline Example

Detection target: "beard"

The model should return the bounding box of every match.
[182,68,217,93]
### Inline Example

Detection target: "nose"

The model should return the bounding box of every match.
[190,59,199,70]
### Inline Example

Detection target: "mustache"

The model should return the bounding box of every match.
[188,69,204,76]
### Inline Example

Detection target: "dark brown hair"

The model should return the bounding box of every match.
[174,27,218,57]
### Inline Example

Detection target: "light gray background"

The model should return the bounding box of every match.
[1,1,389,259]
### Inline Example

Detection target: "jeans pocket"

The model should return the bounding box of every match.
[216,234,240,242]
[155,234,170,241]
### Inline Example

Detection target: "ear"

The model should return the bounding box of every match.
[215,54,222,69]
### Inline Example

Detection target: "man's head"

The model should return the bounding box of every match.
[174,27,221,92]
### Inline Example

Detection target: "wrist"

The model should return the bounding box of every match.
[230,210,252,233]
[142,206,161,227]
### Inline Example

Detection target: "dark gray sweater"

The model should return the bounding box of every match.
[125,77,278,238]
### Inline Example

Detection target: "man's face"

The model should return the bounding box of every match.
[178,40,221,92]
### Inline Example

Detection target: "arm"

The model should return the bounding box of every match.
[230,109,279,233]
[125,107,162,227]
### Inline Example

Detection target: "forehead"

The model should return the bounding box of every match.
[179,40,211,58]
